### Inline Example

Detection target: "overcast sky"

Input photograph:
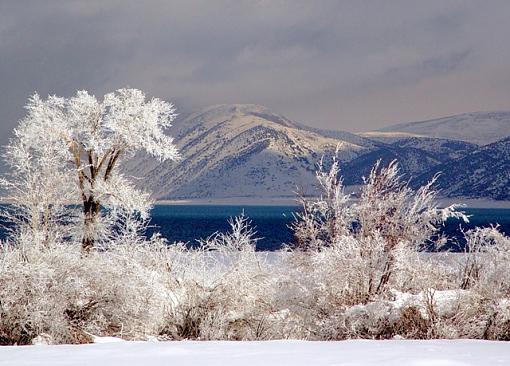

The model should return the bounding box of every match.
[1,0,510,145]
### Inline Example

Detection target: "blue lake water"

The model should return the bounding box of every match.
[147,205,510,251]
[1,205,509,251]
[147,205,297,251]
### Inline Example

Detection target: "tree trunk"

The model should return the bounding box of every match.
[82,197,100,251]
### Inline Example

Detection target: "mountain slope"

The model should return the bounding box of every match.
[124,107,509,201]
[124,104,368,199]
[294,123,377,149]
[341,137,477,185]
[372,111,510,145]
[412,137,510,200]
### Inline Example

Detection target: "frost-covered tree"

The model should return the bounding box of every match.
[2,89,179,250]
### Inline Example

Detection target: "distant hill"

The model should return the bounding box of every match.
[124,104,367,200]
[341,137,478,185]
[368,111,510,145]
[412,137,510,200]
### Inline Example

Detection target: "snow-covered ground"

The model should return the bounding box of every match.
[1,340,509,366]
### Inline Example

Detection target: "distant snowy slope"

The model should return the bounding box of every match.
[357,131,423,143]
[124,104,368,200]
[341,137,477,185]
[123,107,509,201]
[294,123,377,148]
[374,111,510,145]
[1,340,508,366]
[412,137,510,200]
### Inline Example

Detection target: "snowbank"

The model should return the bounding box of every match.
[1,340,509,366]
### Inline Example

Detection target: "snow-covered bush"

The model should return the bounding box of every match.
[287,158,471,339]
[447,226,510,339]
[158,215,284,340]
[0,213,289,345]
[0,216,286,344]
[286,157,510,340]
[457,226,510,294]
[0,87,284,344]
[0,236,175,345]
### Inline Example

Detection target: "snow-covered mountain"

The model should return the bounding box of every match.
[367,111,510,145]
[412,137,510,200]
[341,137,478,185]
[124,107,509,201]
[124,104,367,200]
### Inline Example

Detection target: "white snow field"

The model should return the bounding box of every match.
[1,340,509,366]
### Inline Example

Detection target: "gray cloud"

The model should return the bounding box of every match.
[1,0,510,148]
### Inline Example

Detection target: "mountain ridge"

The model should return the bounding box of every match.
[124,104,367,200]
[372,111,510,145]
[412,137,510,200]
[124,106,510,201]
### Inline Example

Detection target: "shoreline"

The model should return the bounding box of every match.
[154,197,301,206]
[436,198,510,209]
[1,197,509,209]
[155,197,510,209]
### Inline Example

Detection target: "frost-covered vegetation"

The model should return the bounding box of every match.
[1,90,510,345]
[287,158,510,340]
[0,88,179,252]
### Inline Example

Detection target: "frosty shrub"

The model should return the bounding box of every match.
[287,158,470,339]
[285,157,510,340]
[158,215,285,340]
[0,214,286,344]
[457,226,510,294]
[0,236,174,344]
[447,226,510,340]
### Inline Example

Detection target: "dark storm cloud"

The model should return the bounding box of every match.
[1,0,510,147]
